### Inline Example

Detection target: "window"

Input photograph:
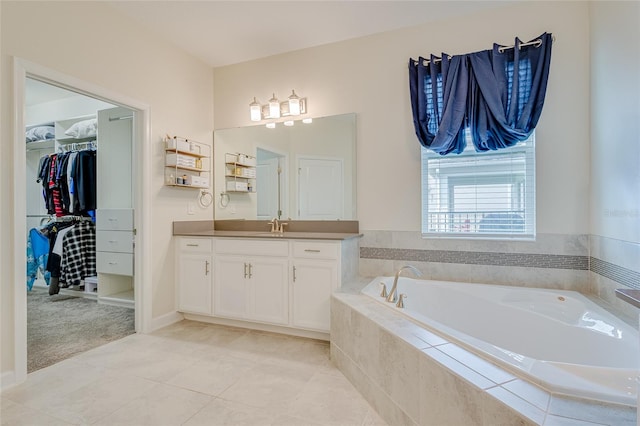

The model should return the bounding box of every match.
[421,132,535,239]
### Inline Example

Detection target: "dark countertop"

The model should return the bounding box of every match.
[173,229,362,241]
[173,220,361,241]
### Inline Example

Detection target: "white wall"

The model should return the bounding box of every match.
[589,1,640,244]
[213,1,591,235]
[1,1,213,377]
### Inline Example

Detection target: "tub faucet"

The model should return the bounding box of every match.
[386,265,422,303]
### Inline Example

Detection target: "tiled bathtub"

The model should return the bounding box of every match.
[330,285,637,426]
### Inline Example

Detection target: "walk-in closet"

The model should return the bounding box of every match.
[25,78,136,372]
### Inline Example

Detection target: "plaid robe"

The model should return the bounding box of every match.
[60,221,96,287]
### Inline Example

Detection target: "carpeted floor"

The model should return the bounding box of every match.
[27,287,135,373]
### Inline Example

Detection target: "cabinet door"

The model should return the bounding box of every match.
[248,258,289,325]
[177,253,213,315]
[214,256,248,320]
[292,260,338,332]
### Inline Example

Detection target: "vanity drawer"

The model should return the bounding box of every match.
[97,231,134,253]
[97,252,133,276]
[292,241,339,260]
[215,238,289,257]
[97,209,134,231]
[178,238,213,253]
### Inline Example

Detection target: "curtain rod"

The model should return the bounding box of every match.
[498,38,542,53]
[415,35,555,66]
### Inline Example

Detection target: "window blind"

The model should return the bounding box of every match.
[421,133,536,239]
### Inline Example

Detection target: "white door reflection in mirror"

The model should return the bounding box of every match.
[298,156,344,220]
[257,148,288,220]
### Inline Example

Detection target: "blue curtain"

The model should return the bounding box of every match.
[409,32,553,155]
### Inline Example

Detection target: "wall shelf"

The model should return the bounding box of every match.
[225,152,256,193]
[164,136,211,189]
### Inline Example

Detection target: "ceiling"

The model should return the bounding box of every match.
[106,1,510,68]
[26,1,511,105]
[25,78,81,107]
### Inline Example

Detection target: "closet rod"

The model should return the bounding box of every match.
[109,115,133,122]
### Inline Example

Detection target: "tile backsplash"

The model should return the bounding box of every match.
[358,231,640,317]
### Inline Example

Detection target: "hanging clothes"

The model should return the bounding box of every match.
[38,219,97,295]
[36,147,97,217]
[59,220,97,288]
[26,227,51,291]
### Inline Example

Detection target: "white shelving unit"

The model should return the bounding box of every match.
[224,152,256,193]
[164,136,211,189]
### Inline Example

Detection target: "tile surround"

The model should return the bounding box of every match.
[360,247,588,270]
[359,231,640,314]
[331,291,637,426]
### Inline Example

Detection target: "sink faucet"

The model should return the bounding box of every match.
[268,218,287,233]
[386,265,422,303]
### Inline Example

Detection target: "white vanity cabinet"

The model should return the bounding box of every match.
[175,234,359,339]
[214,239,289,325]
[176,237,213,315]
[291,241,339,331]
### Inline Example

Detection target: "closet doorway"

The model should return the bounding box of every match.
[22,76,138,372]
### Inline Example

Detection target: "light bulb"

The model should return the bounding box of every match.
[284,120,294,127]
[268,93,280,119]
[249,97,261,122]
[288,90,300,116]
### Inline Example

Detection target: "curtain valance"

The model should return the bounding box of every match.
[409,32,553,155]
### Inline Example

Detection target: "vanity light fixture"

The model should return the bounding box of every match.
[249,97,261,122]
[268,93,281,119]
[250,91,308,121]
[266,122,276,129]
[302,118,313,124]
[284,120,294,127]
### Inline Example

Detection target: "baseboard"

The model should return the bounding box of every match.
[0,370,17,392]
[182,313,330,341]
[148,310,184,333]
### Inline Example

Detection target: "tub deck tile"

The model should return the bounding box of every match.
[547,396,636,426]
[503,379,551,412]
[437,343,517,385]
[484,386,544,425]
[423,347,496,390]
[543,414,607,426]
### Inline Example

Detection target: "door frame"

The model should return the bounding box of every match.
[12,57,152,384]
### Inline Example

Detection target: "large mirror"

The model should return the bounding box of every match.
[213,113,356,221]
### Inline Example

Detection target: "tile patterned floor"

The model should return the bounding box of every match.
[1,320,386,426]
